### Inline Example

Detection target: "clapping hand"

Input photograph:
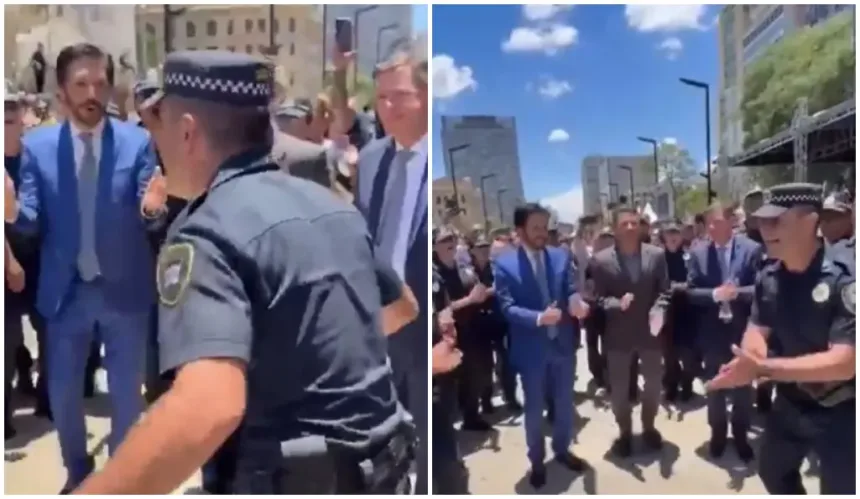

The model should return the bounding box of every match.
[619,292,634,311]
[568,293,590,319]
[432,336,462,374]
[705,344,763,391]
[141,166,167,216]
[539,303,562,326]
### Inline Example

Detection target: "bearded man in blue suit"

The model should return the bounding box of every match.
[5,43,167,493]
[492,203,590,490]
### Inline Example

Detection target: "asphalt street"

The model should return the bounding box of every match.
[458,347,820,495]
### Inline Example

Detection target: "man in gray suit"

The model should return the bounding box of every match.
[590,207,670,458]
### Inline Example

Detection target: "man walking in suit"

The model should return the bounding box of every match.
[493,203,589,489]
[5,43,165,492]
[590,207,670,457]
[354,48,429,494]
[686,202,761,462]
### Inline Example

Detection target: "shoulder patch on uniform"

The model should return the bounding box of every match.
[157,243,194,307]
[841,282,855,314]
[812,281,830,303]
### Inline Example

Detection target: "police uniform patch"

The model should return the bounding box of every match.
[812,282,830,303]
[841,282,855,314]
[433,281,440,293]
[157,243,194,307]
[683,253,690,261]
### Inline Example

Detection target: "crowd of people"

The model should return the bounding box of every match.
[431,186,855,494]
[5,37,430,495]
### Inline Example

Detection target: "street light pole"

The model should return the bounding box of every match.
[679,77,714,203]
[446,144,470,212]
[497,188,509,226]
[376,23,399,64]
[479,173,496,232]
[354,5,379,88]
[637,136,660,186]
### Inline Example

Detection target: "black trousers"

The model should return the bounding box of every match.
[456,322,493,422]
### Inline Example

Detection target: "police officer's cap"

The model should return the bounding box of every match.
[489,227,509,239]
[822,190,853,214]
[598,227,614,238]
[275,99,312,120]
[106,101,120,118]
[662,222,681,233]
[433,226,457,244]
[753,183,822,218]
[141,50,273,109]
[471,234,491,248]
[4,92,22,109]
[133,80,159,103]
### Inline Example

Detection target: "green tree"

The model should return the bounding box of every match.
[740,12,854,187]
[675,184,709,219]
[641,141,698,215]
[322,70,375,109]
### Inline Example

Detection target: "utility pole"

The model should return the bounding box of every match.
[163,5,186,55]
[497,188,509,226]
[479,173,496,232]
[679,77,714,203]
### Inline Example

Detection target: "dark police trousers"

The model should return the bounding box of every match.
[205,429,415,494]
[758,387,855,494]
[432,377,469,494]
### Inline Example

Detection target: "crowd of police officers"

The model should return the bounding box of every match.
[431,183,855,495]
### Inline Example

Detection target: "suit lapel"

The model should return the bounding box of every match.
[58,122,80,252]
[611,246,631,288]
[96,120,117,225]
[367,140,396,241]
[407,159,428,249]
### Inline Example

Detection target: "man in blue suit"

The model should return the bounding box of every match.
[354,49,429,494]
[686,201,761,462]
[5,43,166,492]
[493,203,589,489]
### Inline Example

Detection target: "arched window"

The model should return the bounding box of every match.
[186,21,196,38]
[226,19,234,36]
[206,20,217,37]
[288,17,295,33]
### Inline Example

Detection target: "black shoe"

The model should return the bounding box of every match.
[709,434,727,458]
[554,451,588,473]
[734,437,754,463]
[528,464,546,489]
[611,434,633,458]
[505,399,523,412]
[461,418,492,432]
[642,428,663,451]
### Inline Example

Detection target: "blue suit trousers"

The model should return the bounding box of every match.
[521,348,576,465]
[46,280,148,486]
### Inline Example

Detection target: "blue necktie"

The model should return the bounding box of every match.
[534,252,558,340]
[77,132,100,281]
[378,150,413,277]
[717,246,728,281]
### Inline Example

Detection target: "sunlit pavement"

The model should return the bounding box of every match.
[4,318,202,495]
[459,347,819,495]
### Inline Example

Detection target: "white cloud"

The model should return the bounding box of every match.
[523,4,572,22]
[541,185,584,224]
[537,78,573,99]
[502,25,578,55]
[662,137,678,145]
[658,37,683,60]
[624,5,708,32]
[432,55,477,99]
[548,128,570,142]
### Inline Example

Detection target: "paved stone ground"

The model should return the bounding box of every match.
[4,318,202,494]
[459,348,820,495]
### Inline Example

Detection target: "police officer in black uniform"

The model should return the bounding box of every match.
[821,189,855,276]
[706,183,855,495]
[74,50,413,495]
[431,256,469,494]
[433,226,493,431]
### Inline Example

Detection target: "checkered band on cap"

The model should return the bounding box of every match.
[769,192,820,206]
[164,71,271,98]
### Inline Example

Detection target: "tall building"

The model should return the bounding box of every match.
[322,5,414,77]
[718,5,853,159]
[440,115,526,226]
[136,5,324,100]
[580,155,654,217]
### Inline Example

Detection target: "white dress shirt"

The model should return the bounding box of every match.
[69,119,105,177]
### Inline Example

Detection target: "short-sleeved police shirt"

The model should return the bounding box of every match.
[157,152,400,449]
[750,248,855,356]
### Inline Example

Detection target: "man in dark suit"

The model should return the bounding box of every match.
[271,119,337,189]
[686,202,761,462]
[353,49,429,494]
[493,203,589,489]
[590,207,670,457]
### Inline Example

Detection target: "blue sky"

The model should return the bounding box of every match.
[412,4,428,33]
[431,5,720,222]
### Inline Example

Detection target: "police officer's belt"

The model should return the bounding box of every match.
[796,380,855,408]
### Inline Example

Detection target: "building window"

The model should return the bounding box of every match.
[245,44,253,54]
[206,20,217,37]
[288,17,296,33]
[245,19,253,33]
[460,195,465,203]
[258,19,266,33]
[273,19,279,34]
[186,21,196,38]
[207,46,218,51]
[289,43,295,55]
[227,19,234,36]
[227,46,235,52]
